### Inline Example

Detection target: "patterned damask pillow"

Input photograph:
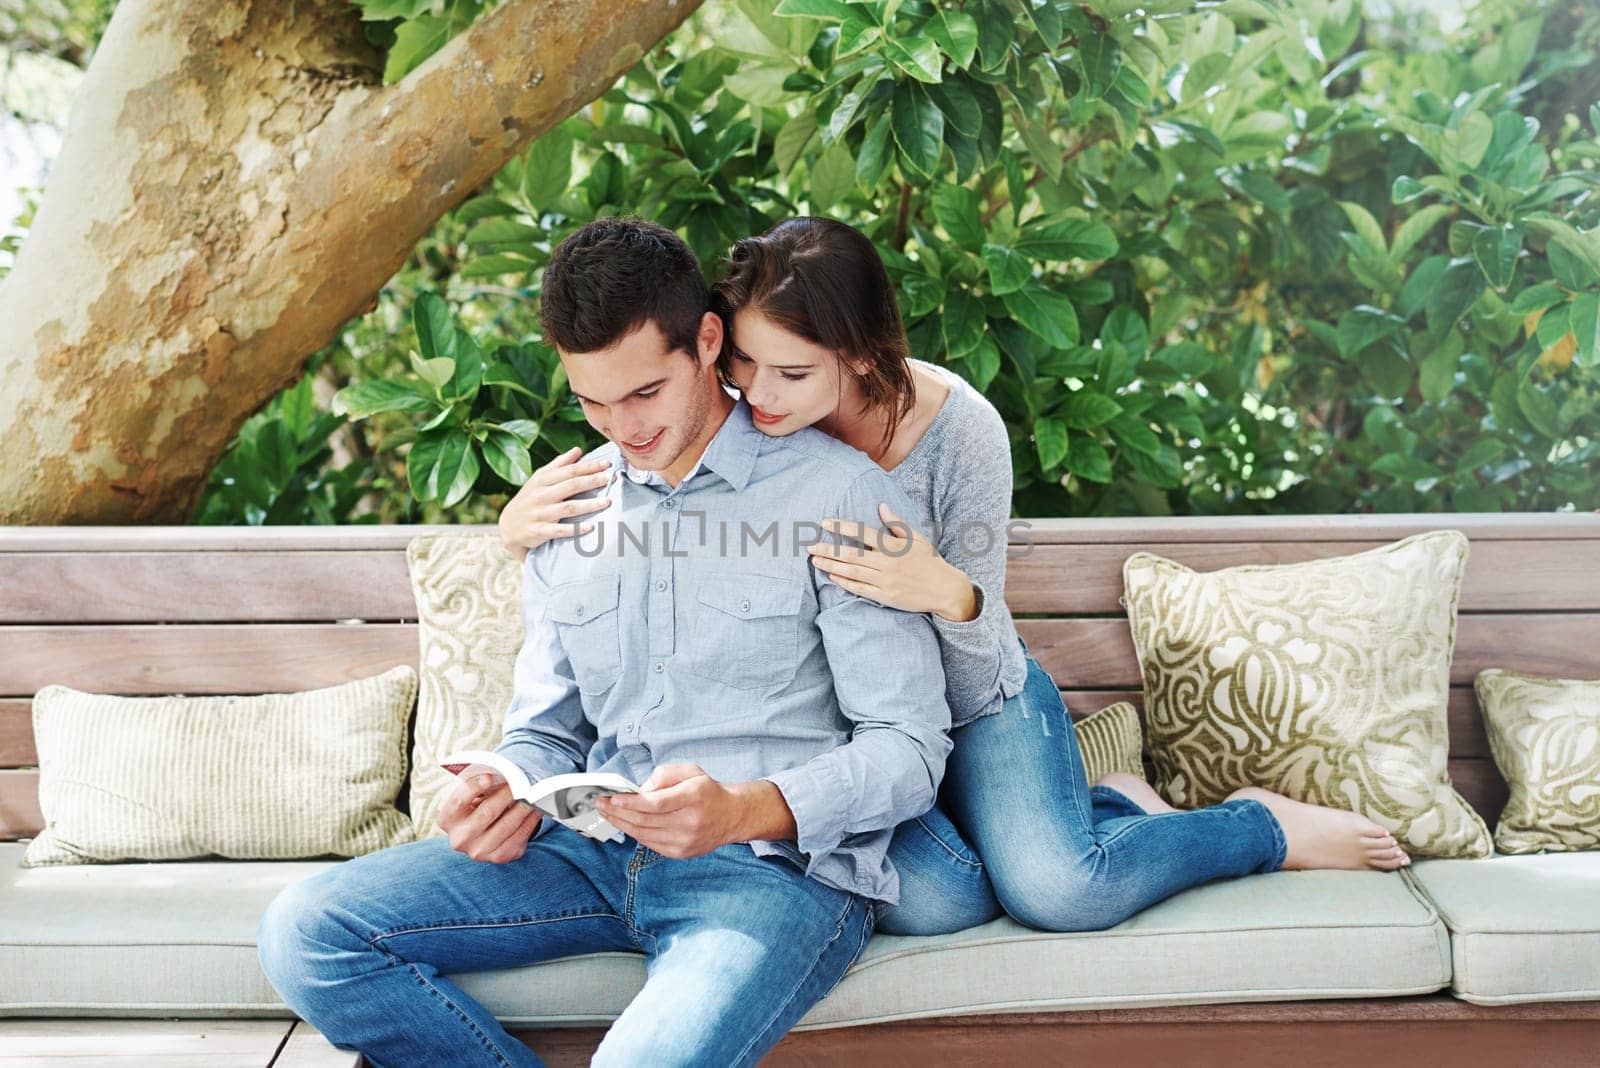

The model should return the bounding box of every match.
[406,531,525,839]
[1122,530,1491,859]
[1476,669,1600,854]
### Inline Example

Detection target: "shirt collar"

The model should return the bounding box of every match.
[615,396,762,493]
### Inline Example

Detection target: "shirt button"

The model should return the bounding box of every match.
[624,723,634,732]
[575,605,585,617]
[653,662,664,673]
[663,498,676,509]
[739,599,751,613]
[654,580,667,591]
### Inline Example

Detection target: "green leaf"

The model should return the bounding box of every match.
[1003,283,1079,348]
[965,336,1001,390]
[928,10,979,69]
[932,184,985,252]
[1509,283,1567,316]
[1473,223,1523,288]
[1339,201,1388,257]
[1426,258,1488,336]
[774,110,818,175]
[413,293,459,362]
[1360,339,1413,399]
[809,140,856,212]
[1076,31,1123,100]
[443,332,484,401]
[974,0,1011,70]
[407,428,480,507]
[774,0,860,19]
[1527,218,1600,284]
[481,429,535,485]
[383,15,451,83]
[497,419,541,446]
[410,352,455,392]
[1418,330,1464,404]
[1372,453,1438,482]
[1390,204,1452,262]
[942,289,987,358]
[891,83,945,179]
[1033,417,1069,470]
[1456,438,1506,472]
[1181,53,1230,104]
[1517,382,1562,438]
[856,110,893,189]
[884,35,944,83]
[982,243,1031,295]
[1015,218,1119,261]
[1570,291,1599,365]
[926,79,981,137]
[1336,305,1406,357]
[522,128,574,208]
[1058,390,1122,428]
[332,380,432,419]
[1065,434,1113,483]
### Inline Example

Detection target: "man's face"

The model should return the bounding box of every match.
[559,314,724,476]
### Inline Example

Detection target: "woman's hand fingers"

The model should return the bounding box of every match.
[809,554,880,584]
[814,517,879,555]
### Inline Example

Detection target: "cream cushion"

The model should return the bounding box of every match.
[22,667,417,867]
[405,531,526,839]
[1075,701,1146,783]
[1122,530,1491,859]
[0,842,1449,1018]
[1408,854,1600,1003]
[1475,669,1600,854]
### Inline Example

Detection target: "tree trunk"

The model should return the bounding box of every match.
[0,0,703,524]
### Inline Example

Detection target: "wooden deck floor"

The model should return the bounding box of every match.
[0,1020,356,1067]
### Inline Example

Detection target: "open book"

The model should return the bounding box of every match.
[439,749,641,843]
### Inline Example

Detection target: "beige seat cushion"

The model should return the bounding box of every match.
[1475,669,1600,854]
[1,841,1448,1020]
[1122,530,1491,859]
[1407,853,1600,1004]
[23,667,417,867]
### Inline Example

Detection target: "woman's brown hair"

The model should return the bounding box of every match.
[709,217,916,452]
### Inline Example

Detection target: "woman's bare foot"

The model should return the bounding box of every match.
[1095,772,1179,815]
[1227,787,1410,871]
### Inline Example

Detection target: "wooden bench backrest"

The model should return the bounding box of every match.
[3,515,1598,841]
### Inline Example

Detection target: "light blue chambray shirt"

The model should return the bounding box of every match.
[494,396,953,905]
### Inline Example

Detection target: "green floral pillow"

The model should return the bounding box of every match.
[1122,530,1491,859]
[1476,669,1600,854]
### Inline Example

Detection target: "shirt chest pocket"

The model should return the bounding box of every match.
[686,574,804,692]
[546,574,623,695]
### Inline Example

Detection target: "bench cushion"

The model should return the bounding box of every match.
[1407,854,1600,1005]
[1,843,1449,1022]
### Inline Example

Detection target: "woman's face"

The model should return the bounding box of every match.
[727,308,849,437]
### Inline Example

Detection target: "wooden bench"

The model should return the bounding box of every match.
[3,515,1598,1066]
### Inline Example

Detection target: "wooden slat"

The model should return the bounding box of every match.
[0,551,421,624]
[1016,615,1600,689]
[1,769,44,839]
[2,514,1598,555]
[271,1021,361,1067]
[1006,540,1600,614]
[3,539,1597,625]
[5,614,1580,698]
[0,699,31,764]
[0,1018,295,1065]
[0,623,420,697]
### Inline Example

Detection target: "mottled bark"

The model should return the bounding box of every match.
[0,0,702,523]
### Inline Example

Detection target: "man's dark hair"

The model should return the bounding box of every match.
[538,216,710,357]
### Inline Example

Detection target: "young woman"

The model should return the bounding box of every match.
[498,217,1409,936]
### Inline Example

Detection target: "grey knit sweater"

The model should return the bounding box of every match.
[888,359,1030,728]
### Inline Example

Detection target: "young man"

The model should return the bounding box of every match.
[257,217,953,1068]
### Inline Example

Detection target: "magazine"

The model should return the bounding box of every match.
[439,749,641,842]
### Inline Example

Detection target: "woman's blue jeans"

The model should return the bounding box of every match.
[876,650,1288,935]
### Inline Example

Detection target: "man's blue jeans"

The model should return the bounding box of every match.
[257,824,874,1068]
[877,651,1289,935]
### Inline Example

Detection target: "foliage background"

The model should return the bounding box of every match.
[5,0,1599,525]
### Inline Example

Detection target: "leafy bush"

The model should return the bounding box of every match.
[260,0,1600,520]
